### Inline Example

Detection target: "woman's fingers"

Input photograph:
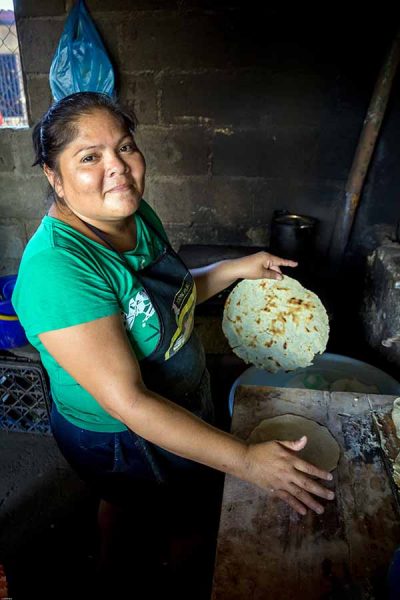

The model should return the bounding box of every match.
[293,457,334,482]
[286,482,327,515]
[279,436,308,452]
[269,255,298,268]
[261,253,298,276]
[263,261,297,279]
[291,473,335,501]
[279,437,334,483]
[275,480,334,516]
[246,440,335,515]
[274,489,307,516]
[264,269,284,280]
[267,265,282,276]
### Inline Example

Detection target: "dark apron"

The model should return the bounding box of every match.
[78,204,215,484]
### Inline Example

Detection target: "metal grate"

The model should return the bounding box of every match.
[0,54,22,116]
[0,358,51,434]
[0,8,28,128]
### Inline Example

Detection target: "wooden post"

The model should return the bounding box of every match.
[329,27,400,270]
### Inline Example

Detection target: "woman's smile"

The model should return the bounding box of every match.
[106,182,133,194]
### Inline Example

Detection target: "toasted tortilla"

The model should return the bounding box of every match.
[222,275,329,372]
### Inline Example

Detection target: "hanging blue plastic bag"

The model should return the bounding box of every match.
[49,0,115,102]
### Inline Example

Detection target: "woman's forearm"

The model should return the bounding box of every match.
[105,386,335,518]
[109,384,249,480]
[191,260,238,304]
[190,251,297,304]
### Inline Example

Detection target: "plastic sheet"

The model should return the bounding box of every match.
[49,0,115,101]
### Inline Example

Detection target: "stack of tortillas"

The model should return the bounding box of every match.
[222,275,329,372]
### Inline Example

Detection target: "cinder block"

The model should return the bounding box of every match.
[118,74,157,125]
[145,175,254,228]
[119,12,239,71]
[164,222,252,252]
[11,129,36,172]
[213,129,320,178]
[148,174,341,257]
[0,132,16,173]
[179,0,243,8]
[162,71,270,127]
[313,121,360,180]
[14,0,65,17]
[243,225,269,247]
[86,0,175,11]
[145,176,196,223]
[92,13,121,65]
[24,218,42,241]
[163,72,230,126]
[252,179,343,222]
[0,220,25,275]
[135,126,209,176]
[0,175,48,219]
[162,68,332,129]
[115,7,343,71]
[252,178,343,255]
[18,177,49,219]
[18,18,64,74]
[206,177,254,226]
[163,223,217,251]
[26,76,53,123]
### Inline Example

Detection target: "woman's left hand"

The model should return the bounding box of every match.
[192,251,298,304]
[230,251,298,281]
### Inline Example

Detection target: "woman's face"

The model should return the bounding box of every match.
[48,108,146,223]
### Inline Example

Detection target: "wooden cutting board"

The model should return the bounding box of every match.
[211,386,400,600]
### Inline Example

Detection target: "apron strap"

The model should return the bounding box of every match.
[75,200,170,272]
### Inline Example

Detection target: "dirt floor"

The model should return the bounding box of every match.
[0,354,243,600]
[0,425,226,600]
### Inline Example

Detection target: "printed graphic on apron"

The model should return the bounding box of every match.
[123,290,155,330]
[164,273,196,360]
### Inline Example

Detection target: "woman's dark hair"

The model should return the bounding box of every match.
[32,91,138,174]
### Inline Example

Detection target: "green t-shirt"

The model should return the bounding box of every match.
[12,199,168,432]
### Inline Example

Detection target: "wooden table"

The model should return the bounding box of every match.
[211,386,400,600]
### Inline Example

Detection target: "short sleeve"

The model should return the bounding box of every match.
[12,248,120,337]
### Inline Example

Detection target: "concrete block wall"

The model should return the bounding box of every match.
[0,1,399,274]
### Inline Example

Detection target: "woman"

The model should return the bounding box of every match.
[12,92,334,586]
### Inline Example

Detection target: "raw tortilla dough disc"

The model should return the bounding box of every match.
[248,413,340,472]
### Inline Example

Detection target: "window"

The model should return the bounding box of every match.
[0,1,28,128]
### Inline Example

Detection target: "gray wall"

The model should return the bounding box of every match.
[0,0,399,275]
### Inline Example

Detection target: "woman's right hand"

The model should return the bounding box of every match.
[241,436,335,516]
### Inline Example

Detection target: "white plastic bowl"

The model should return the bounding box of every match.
[228,352,400,416]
